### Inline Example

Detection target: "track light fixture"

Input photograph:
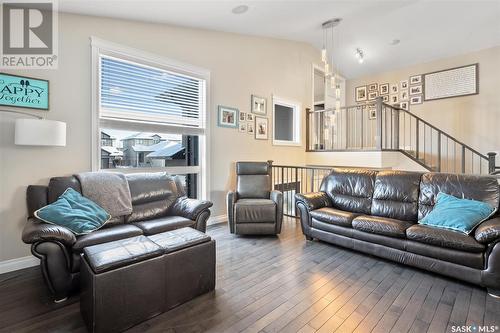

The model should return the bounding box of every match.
[355,48,364,64]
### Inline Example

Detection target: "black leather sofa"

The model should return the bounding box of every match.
[295,169,500,296]
[22,172,213,301]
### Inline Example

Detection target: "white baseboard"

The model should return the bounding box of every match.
[0,256,39,275]
[208,214,227,226]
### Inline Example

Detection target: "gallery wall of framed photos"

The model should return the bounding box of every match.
[217,94,269,140]
[352,63,479,115]
[354,73,424,113]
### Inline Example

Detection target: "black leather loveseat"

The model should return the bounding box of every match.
[22,172,213,301]
[295,169,500,296]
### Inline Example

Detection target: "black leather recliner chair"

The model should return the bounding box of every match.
[227,161,283,235]
[22,172,213,301]
[295,168,500,296]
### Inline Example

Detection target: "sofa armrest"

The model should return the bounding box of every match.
[294,192,331,211]
[475,217,500,244]
[270,190,283,233]
[169,196,213,221]
[226,191,237,233]
[22,217,76,247]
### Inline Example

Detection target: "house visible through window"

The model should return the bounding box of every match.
[92,38,209,199]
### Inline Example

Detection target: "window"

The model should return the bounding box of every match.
[272,96,301,146]
[92,38,210,199]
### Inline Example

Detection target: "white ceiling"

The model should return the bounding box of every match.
[59,0,500,79]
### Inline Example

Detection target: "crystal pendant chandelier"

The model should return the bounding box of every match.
[321,18,342,113]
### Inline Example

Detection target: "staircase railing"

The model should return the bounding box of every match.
[306,97,497,175]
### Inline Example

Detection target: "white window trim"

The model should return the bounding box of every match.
[90,37,211,200]
[272,95,302,146]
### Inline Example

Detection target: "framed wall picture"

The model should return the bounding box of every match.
[217,105,239,128]
[251,95,267,115]
[0,73,49,110]
[400,80,409,90]
[423,63,478,101]
[368,106,377,120]
[410,95,422,105]
[400,90,409,101]
[410,85,423,95]
[239,111,246,122]
[368,91,378,100]
[410,75,422,85]
[379,83,389,95]
[390,83,398,94]
[355,86,367,102]
[382,95,390,103]
[400,101,409,110]
[390,94,399,104]
[238,122,247,132]
[246,113,254,122]
[368,83,378,92]
[247,122,254,135]
[255,116,268,140]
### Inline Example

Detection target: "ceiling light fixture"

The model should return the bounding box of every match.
[355,48,364,64]
[231,5,249,14]
[321,18,342,113]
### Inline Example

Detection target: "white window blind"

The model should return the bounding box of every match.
[99,55,205,128]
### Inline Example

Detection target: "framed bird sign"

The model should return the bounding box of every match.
[0,73,49,110]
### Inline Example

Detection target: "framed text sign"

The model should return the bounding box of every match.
[0,73,49,110]
[424,64,478,101]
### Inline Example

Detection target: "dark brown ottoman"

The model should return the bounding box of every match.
[80,236,165,333]
[148,227,216,310]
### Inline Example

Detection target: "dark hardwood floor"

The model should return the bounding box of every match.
[1,218,499,332]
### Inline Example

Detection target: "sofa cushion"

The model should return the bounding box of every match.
[126,172,178,205]
[406,224,484,252]
[320,168,377,215]
[35,188,110,235]
[310,207,358,227]
[73,224,143,251]
[125,173,179,223]
[371,170,422,222]
[48,176,81,203]
[418,172,500,220]
[352,215,413,238]
[235,199,276,223]
[236,162,271,199]
[237,175,270,199]
[133,216,195,235]
[419,192,495,234]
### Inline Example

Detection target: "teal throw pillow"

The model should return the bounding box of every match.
[419,192,495,234]
[35,188,110,235]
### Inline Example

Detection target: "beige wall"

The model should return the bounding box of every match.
[0,13,319,262]
[346,46,500,160]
